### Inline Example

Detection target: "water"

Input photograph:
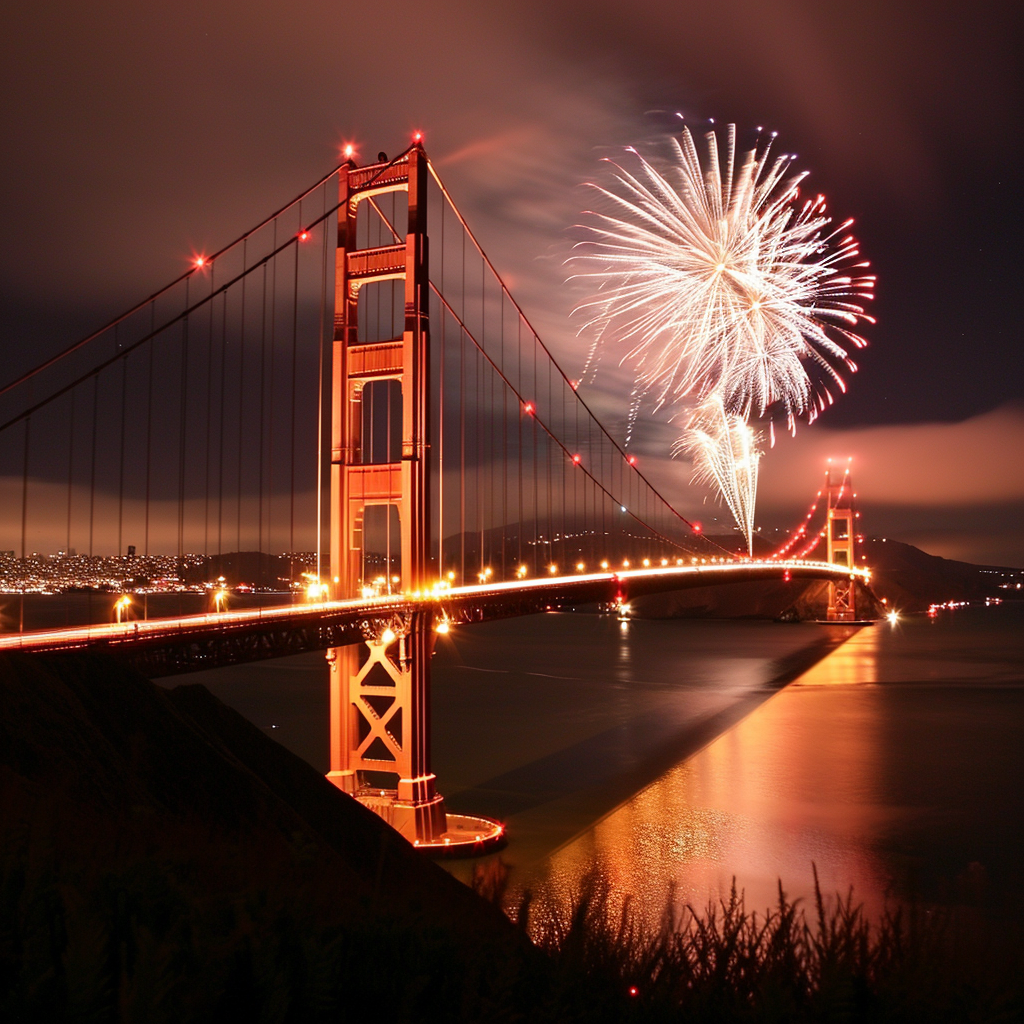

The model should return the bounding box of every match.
[518,606,1024,926]
[172,602,1024,921]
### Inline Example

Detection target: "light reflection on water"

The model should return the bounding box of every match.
[528,628,889,928]
[520,606,1024,927]
[433,614,856,866]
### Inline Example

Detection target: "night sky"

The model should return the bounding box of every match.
[2,0,1021,564]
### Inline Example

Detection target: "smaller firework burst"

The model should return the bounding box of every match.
[674,397,763,554]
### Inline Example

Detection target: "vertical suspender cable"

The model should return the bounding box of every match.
[501,292,507,576]
[437,194,444,577]
[289,207,300,581]
[204,266,215,561]
[237,240,248,556]
[460,231,466,583]
[88,375,99,560]
[66,390,75,558]
[257,262,267,566]
[144,307,154,619]
[547,355,553,566]
[479,256,485,573]
[267,223,278,564]
[19,416,30,632]
[178,282,190,593]
[217,289,227,559]
[532,333,538,574]
[438,304,445,579]
[117,353,126,559]
[315,182,329,585]
[517,315,522,571]
[88,375,99,623]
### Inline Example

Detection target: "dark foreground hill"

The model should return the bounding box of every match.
[0,651,540,1021]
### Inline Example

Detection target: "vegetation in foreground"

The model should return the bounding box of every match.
[3,849,1022,1021]
[475,860,1024,1023]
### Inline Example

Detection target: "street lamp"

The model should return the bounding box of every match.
[114,595,132,623]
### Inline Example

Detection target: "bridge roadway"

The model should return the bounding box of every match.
[0,560,870,678]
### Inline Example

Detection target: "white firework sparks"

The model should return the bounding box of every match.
[674,397,762,555]
[572,124,876,435]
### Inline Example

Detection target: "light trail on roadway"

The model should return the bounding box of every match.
[0,560,871,656]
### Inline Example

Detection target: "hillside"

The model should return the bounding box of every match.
[860,537,1022,612]
[0,651,539,1021]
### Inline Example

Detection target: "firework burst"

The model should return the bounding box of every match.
[572,124,875,436]
[674,397,762,554]
[572,124,874,547]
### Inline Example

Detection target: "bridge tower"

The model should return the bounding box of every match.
[325,144,446,842]
[824,463,858,621]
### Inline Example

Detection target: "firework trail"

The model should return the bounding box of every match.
[674,397,762,554]
[572,123,874,544]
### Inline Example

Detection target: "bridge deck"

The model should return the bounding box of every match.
[0,561,870,677]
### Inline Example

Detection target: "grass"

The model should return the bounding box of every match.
[3,842,1022,1021]
[473,859,1024,1023]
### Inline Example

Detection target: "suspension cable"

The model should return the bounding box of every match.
[0,161,356,400]
[0,148,417,438]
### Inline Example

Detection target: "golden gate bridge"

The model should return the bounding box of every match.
[0,139,868,850]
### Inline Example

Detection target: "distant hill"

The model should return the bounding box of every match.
[0,651,539,1020]
[860,537,1023,612]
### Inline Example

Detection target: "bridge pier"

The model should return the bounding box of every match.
[326,610,501,852]
[326,610,446,843]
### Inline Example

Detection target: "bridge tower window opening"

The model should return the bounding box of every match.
[359,379,402,466]
[360,503,401,594]
[356,280,405,345]
[355,187,407,250]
